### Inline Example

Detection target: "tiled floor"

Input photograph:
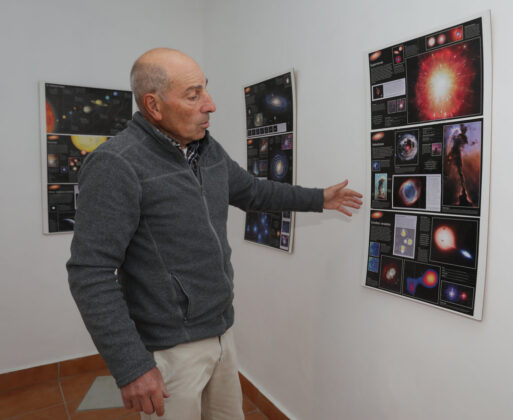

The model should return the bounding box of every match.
[0,368,268,420]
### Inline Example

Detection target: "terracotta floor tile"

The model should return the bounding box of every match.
[0,380,63,419]
[118,414,141,419]
[243,394,258,414]
[239,374,259,405]
[60,369,111,403]
[60,355,107,377]
[9,403,68,420]
[245,411,269,420]
[67,398,135,420]
[258,393,289,420]
[0,364,58,394]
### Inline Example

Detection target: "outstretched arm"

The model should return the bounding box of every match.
[323,180,363,216]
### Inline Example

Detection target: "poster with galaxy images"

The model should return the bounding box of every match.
[40,83,133,234]
[244,71,296,252]
[363,12,492,319]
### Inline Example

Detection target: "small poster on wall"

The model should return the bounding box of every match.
[243,71,296,252]
[363,12,492,319]
[40,83,133,234]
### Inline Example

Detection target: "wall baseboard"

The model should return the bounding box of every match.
[239,372,290,420]
[0,354,106,394]
[0,355,289,419]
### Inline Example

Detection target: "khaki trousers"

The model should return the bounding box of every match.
[141,328,244,420]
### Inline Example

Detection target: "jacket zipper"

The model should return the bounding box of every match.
[182,148,232,288]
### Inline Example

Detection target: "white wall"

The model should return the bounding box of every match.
[0,0,204,372]
[202,1,513,419]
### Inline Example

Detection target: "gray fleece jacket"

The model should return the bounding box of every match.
[67,112,324,387]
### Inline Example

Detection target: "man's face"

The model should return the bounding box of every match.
[156,60,216,144]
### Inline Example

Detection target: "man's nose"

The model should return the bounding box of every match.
[201,91,216,113]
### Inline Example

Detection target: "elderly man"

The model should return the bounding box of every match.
[67,48,362,419]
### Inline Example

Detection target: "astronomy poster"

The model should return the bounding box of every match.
[41,83,132,234]
[363,13,492,319]
[243,72,296,252]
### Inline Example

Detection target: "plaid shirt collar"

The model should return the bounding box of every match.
[166,135,202,178]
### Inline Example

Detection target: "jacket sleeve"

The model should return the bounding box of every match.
[66,150,156,388]
[224,151,325,213]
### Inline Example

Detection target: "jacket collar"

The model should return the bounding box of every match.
[130,111,210,155]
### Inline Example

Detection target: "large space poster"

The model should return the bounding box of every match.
[40,83,133,234]
[243,71,296,252]
[363,12,492,319]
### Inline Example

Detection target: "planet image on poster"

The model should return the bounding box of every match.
[397,134,418,162]
[271,153,288,181]
[398,178,422,206]
[46,101,56,133]
[427,36,436,48]
[71,135,108,153]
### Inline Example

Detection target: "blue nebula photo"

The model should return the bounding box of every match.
[368,257,379,273]
[369,241,380,257]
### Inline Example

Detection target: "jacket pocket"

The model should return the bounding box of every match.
[170,273,192,322]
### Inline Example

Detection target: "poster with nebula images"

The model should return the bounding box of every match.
[368,17,483,130]
[365,13,491,319]
[244,72,296,252]
[41,83,133,234]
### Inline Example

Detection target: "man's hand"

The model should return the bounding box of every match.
[121,366,170,417]
[324,180,363,216]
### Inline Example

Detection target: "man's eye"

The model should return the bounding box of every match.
[188,95,199,101]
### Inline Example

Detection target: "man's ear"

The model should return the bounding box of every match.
[142,93,162,121]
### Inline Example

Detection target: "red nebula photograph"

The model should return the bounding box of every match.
[407,38,482,124]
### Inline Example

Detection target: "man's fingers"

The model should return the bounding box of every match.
[132,398,143,413]
[344,188,363,198]
[140,395,155,415]
[122,395,133,410]
[151,393,166,417]
[344,202,361,209]
[339,207,352,216]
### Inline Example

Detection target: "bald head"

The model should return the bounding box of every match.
[130,48,197,113]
